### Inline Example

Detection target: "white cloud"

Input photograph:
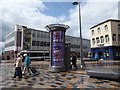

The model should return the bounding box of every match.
[65,0,118,39]
[0,0,118,39]
[0,0,119,52]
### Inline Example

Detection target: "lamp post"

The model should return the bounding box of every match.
[72,1,85,69]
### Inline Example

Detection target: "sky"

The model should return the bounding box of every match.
[0,0,119,54]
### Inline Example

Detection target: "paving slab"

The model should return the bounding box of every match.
[0,61,120,89]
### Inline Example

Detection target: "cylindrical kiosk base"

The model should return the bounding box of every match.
[49,66,66,72]
[45,24,70,72]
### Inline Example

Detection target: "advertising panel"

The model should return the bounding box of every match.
[52,31,65,66]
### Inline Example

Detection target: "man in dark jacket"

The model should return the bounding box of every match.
[71,53,78,69]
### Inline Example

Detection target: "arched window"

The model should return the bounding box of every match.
[104,25,108,30]
[92,38,95,44]
[97,27,101,34]
[105,35,109,42]
[100,36,104,43]
[91,30,94,35]
[112,34,116,41]
[96,37,100,43]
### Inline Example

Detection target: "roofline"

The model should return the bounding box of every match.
[5,25,90,41]
[28,28,49,33]
[90,19,120,29]
[66,34,90,41]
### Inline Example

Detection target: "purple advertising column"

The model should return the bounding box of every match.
[45,24,70,72]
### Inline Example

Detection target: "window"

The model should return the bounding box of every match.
[40,41,44,46]
[83,46,87,49]
[104,25,108,30]
[37,33,40,37]
[118,24,120,30]
[97,27,101,34]
[92,38,95,44]
[46,42,50,46]
[44,34,47,38]
[37,41,39,46]
[41,33,43,38]
[118,34,120,41]
[5,41,15,47]
[32,41,36,46]
[105,35,109,42]
[112,34,116,41]
[96,37,100,43]
[100,36,104,43]
[32,32,36,37]
[91,30,94,35]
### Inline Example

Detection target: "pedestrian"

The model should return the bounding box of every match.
[13,54,22,79]
[22,53,31,75]
[21,53,25,62]
[70,53,78,69]
[95,53,99,62]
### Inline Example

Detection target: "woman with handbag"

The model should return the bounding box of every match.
[13,54,22,78]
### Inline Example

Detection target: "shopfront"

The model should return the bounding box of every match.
[91,46,120,60]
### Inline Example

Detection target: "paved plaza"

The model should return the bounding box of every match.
[0,60,120,89]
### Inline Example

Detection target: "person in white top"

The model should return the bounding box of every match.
[13,54,22,78]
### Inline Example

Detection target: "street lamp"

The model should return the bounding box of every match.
[72,1,85,69]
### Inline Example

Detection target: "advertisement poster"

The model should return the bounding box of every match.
[52,31,64,66]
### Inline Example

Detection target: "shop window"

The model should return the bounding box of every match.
[106,52,109,58]
[118,52,120,56]
[116,52,119,56]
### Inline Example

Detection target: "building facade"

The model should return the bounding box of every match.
[90,19,120,60]
[4,25,90,60]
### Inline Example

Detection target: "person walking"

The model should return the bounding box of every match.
[95,52,99,62]
[22,53,31,75]
[13,54,22,79]
[70,53,78,69]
